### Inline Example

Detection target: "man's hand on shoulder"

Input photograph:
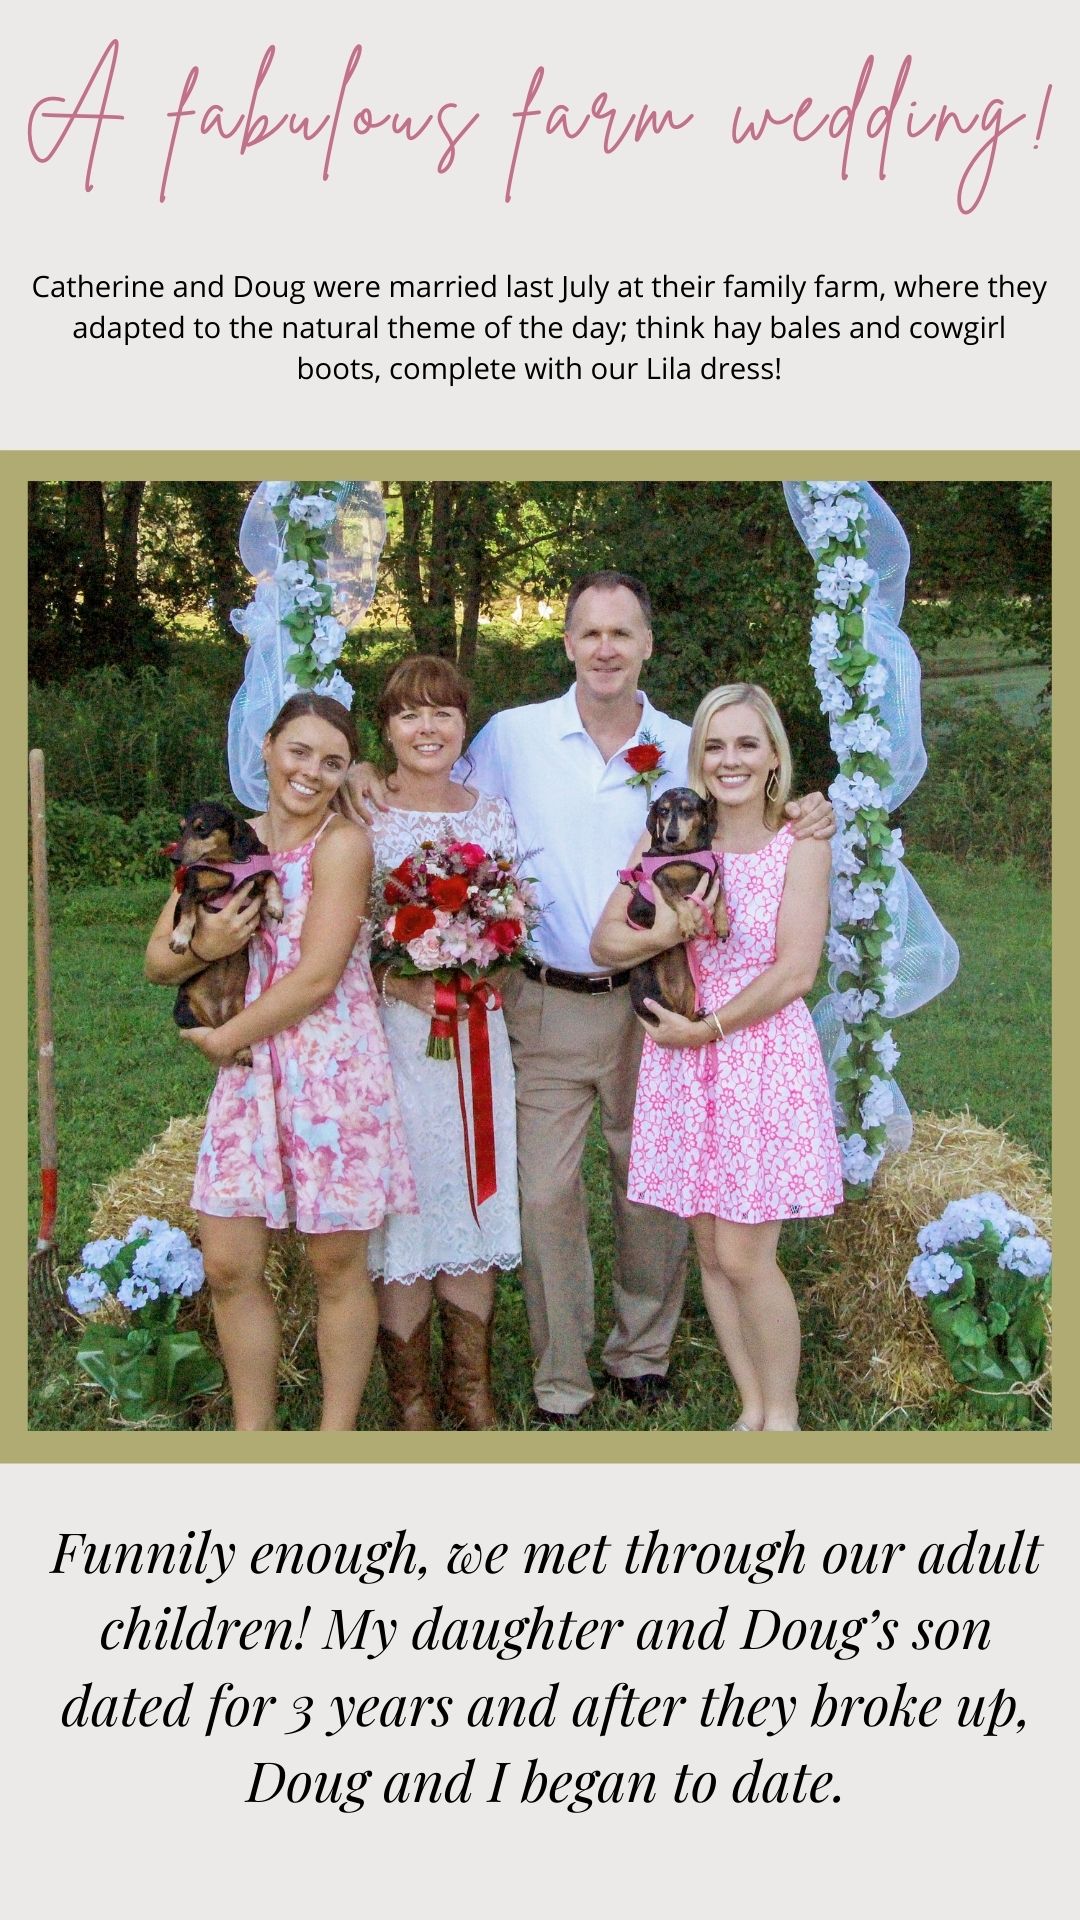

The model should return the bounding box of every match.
[339,762,387,826]
[785,791,836,840]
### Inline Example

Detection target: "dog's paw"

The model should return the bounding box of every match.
[263,888,285,924]
[169,932,192,955]
[234,1047,253,1068]
[674,898,703,941]
[712,898,730,941]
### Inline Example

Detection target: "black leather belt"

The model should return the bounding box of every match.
[523,957,631,994]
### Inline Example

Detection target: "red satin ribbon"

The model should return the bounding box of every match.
[432,973,502,1225]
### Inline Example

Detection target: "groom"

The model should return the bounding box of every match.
[350,571,833,1424]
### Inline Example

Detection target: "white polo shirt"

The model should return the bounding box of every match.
[462,685,691,973]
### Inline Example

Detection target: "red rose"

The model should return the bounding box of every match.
[392,905,437,943]
[429,874,471,911]
[446,840,487,869]
[384,856,419,905]
[491,918,522,956]
[625,743,663,773]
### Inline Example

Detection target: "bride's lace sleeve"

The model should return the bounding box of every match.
[491,794,522,863]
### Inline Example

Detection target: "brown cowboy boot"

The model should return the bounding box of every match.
[439,1299,498,1430]
[378,1310,439,1430]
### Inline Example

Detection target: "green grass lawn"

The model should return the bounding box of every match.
[28,853,1049,1433]
[918,621,1048,726]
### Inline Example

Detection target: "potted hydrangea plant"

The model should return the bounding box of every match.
[66,1217,222,1423]
[907,1192,1051,1421]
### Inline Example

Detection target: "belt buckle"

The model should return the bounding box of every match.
[597,973,614,993]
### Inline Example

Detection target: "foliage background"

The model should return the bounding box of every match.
[27,480,1051,1430]
[29,478,1050,878]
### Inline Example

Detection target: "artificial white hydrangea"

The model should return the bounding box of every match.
[878,976,900,1015]
[872,1030,901,1072]
[835,986,881,1021]
[832,711,892,758]
[834,877,888,927]
[831,770,886,815]
[818,675,853,718]
[811,610,841,646]
[826,929,861,972]
[311,615,346,667]
[289,492,337,529]
[805,480,861,500]
[814,555,873,607]
[803,493,869,549]
[840,1132,884,1185]
[860,1076,894,1129]
[314,669,355,709]
[834,834,864,880]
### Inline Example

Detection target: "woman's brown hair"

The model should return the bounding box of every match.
[266,692,359,761]
[375,654,471,741]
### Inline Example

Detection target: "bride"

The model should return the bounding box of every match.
[361,655,522,1430]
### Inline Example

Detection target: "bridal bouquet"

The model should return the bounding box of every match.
[374,832,541,1060]
[906,1192,1051,1420]
[66,1218,222,1423]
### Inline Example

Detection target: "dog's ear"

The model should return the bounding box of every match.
[704,793,718,837]
[645,796,661,840]
[231,815,266,858]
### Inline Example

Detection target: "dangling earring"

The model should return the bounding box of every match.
[765,769,780,803]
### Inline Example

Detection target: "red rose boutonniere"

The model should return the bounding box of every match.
[624,729,667,796]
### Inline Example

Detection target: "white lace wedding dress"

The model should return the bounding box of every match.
[366,793,522,1285]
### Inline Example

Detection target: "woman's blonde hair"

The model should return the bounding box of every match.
[687,683,793,829]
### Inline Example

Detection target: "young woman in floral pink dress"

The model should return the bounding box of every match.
[145,694,417,1431]
[592,684,842,1432]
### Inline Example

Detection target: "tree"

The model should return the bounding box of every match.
[27,479,256,681]
[389,481,529,664]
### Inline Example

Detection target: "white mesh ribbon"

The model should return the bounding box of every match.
[227,481,386,810]
[784,480,959,1186]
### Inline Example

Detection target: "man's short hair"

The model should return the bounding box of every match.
[565,570,653,629]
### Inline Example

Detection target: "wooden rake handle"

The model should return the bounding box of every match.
[29,749,58,1242]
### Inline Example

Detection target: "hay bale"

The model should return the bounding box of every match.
[88,1115,316,1384]
[817,1110,1051,1411]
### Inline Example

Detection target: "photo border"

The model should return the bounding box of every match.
[9,447,1066,1464]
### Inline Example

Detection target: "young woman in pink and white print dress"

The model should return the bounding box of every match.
[146,694,417,1432]
[592,684,842,1432]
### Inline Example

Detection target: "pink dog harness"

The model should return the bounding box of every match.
[617,847,723,902]
[194,851,278,910]
[618,847,724,1018]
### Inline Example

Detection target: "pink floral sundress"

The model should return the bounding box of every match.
[192,820,418,1235]
[628,825,843,1224]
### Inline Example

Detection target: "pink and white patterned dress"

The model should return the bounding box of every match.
[628,825,843,1224]
[192,820,418,1235]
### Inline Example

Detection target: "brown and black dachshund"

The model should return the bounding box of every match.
[625,787,729,1024]
[166,802,284,1066]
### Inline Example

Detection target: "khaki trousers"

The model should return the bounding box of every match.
[501,972,688,1415]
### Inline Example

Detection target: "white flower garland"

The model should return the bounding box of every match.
[230,481,352,705]
[226,479,386,810]
[787,481,958,1194]
[801,483,897,1187]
